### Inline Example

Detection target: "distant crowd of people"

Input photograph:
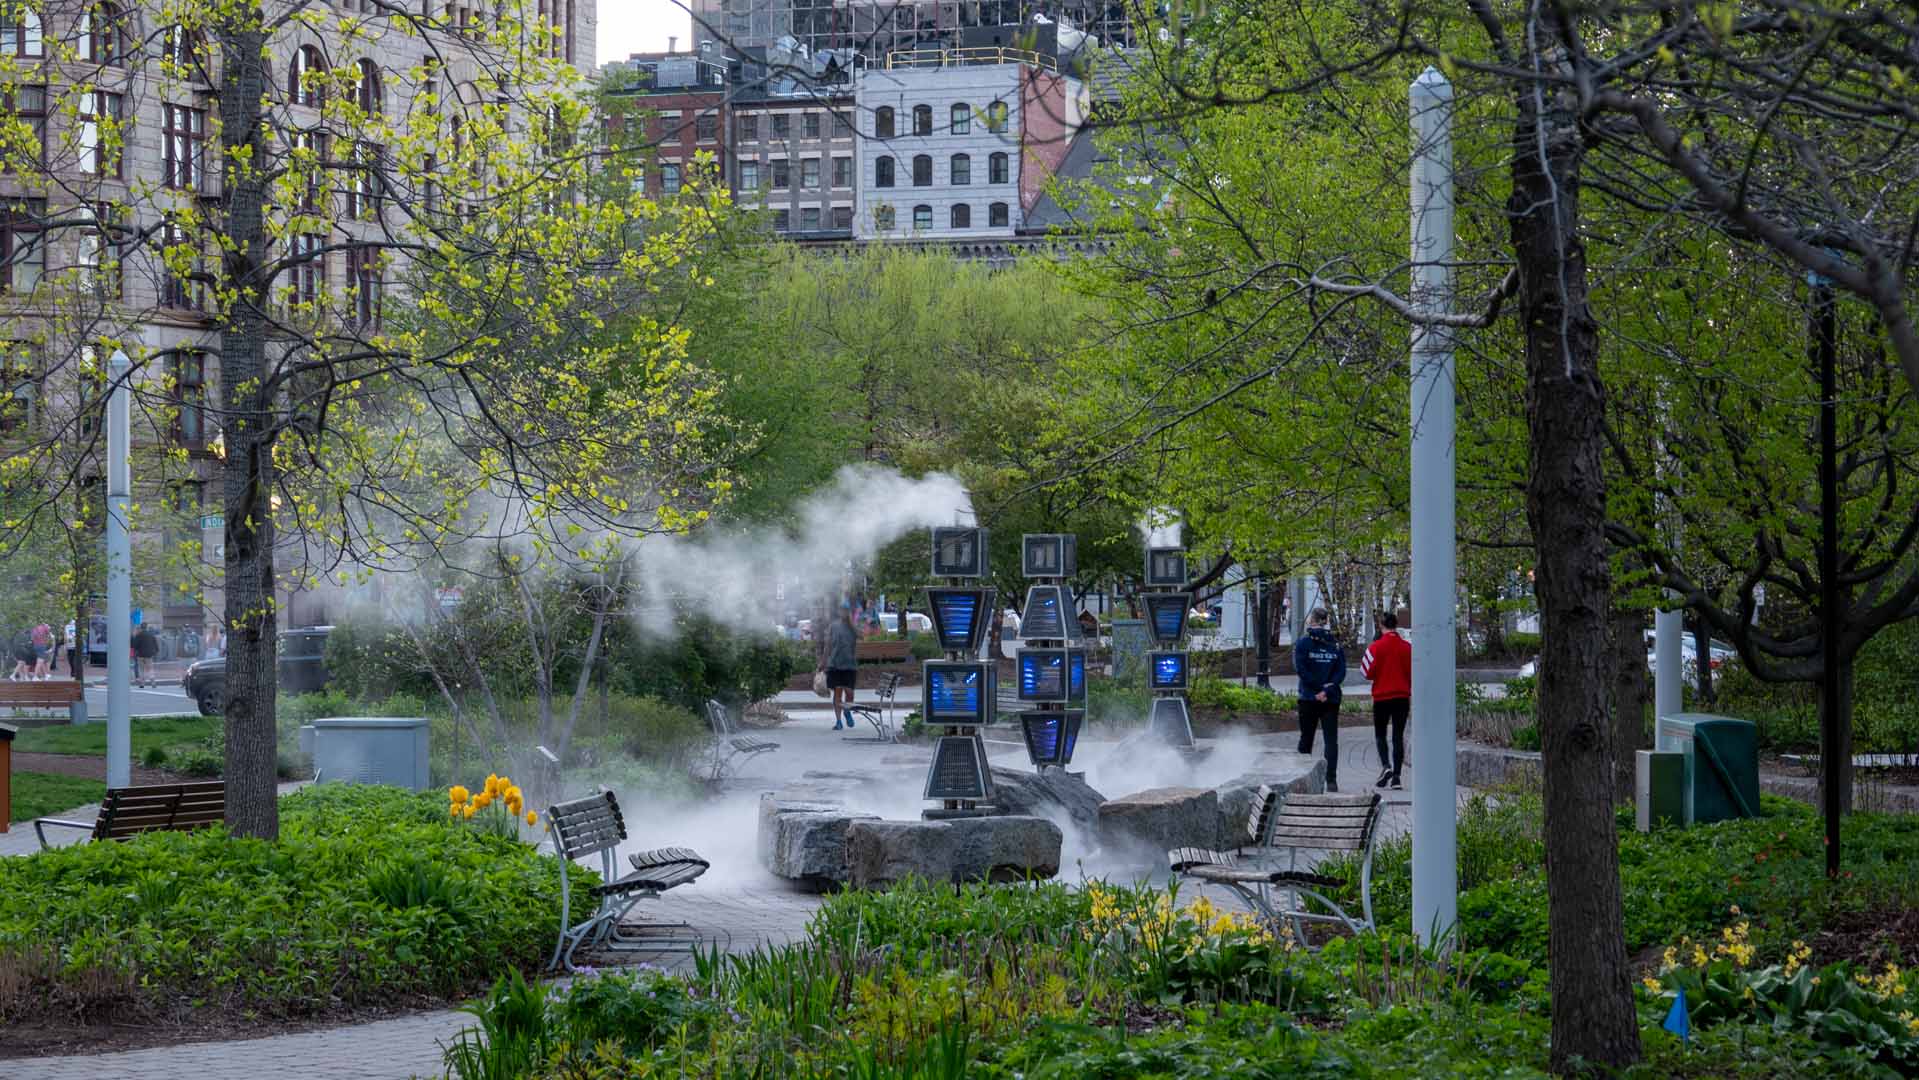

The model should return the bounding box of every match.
[7,618,226,685]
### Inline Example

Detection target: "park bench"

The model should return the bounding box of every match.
[34,780,226,850]
[1170,788,1381,943]
[855,640,914,665]
[844,671,904,743]
[701,699,779,782]
[0,679,87,724]
[546,789,708,971]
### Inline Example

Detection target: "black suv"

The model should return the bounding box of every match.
[182,627,331,716]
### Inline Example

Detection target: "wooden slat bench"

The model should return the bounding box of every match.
[34,780,226,850]
[855,640,913,665]
[0,679,87,724]
[1170,789,1382,942]
[546,790,708,971]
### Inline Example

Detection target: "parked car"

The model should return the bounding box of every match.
[877,612,933,634]
[1516,635,1736,687]
[181,626,332,716]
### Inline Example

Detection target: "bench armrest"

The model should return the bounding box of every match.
[33,817,97,850]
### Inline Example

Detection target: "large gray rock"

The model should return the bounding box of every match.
[1098,786,1220,856]
[758,793,879,889]
[844,816,1063,889]
[989,767,1107,832]
[1214,756,1327,846]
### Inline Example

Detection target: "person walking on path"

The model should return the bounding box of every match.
[1362,611,1411,790]
[822,602,859,731]
[29,622,52,679]
[132,623,159,687]
[1292,608,1347,791]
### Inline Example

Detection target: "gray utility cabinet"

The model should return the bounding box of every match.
[306,717,431,791]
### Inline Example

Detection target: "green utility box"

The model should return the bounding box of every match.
[1636,750,1685,832]
[1655,713,1761,824]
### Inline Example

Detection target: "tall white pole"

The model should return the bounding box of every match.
[1409,67,1458,950]
[1654,607,1682,721]
[105,349,132,788]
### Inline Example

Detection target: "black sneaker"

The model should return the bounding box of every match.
[1390,773,1404,791]
[1375,769,1392,789]
[1326,780,1339,793]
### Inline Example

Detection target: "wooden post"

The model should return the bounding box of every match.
[0,722,16,833]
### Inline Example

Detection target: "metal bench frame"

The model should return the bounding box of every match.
[34,780,226,849]
[1170,788,1381,943]
[843,671,904,743]
[700,700,779,782]
[546,790,708,972]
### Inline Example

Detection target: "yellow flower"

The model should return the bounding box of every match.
[474,792,492,809]
[449,785,470,804]
[525,811,537,826]
[462,804,476,819]
[485,774,502,797]
[1729,904,1741,916]
[1642,976,1662,993]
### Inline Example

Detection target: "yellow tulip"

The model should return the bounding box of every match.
[449,785,470,804]
[462,804,476,819]
[525,811,537,826]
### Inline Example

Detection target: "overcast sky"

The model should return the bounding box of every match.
[598,0,688,64]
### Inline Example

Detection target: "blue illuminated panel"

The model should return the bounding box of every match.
[926,587,990,653]
[924,662,990,724]
[1149,651,1188,691]
[1020,710,1084,766]
[1068,649,1086,703]
[1144,593,1190,645]
[1021,586,1067,640]
[1018,649,1067,701]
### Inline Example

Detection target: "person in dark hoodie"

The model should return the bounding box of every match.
[1292,607,1347,791]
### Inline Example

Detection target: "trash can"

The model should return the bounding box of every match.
[1655,713,1761,824]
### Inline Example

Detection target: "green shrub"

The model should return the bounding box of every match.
[0,784,573,1022]
[141,746,168,768]
[1510,724,1541,751]
[173,747,223,777]
[908,632,943,661]
[1188,676,1290,714]
[1086,679,1149,725]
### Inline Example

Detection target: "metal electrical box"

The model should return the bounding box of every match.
[311,717,431,791]
[1654,713,1761,824]
[1635,749,1685,831]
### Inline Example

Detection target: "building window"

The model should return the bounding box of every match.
[289,232,323,303]
[290,44,325,108]
[78,206,119,299]
[803,112,820,138]
[801,157,820,189]
[738,114,758,140]
[345,142,383,218]
[832,156,851,188]
[0,342,36,433]
[78,91,122,177]
[2,85,47,170]
[912,204,931,230]
[160,220,204,310]
[661,162,682,193]
[739,160,760,189]
[832,112,852,137]
[169,351,206,446]
[986,101,1008,133]
[771,113,790,138]
[695,112,718,142]
[912,104,932,136]
[832,206,851,229]
[950,102,970,134]
[988,201,1008,227]
[950,153,970,185]
[356,59,382,116]
[163,104,207,190]
[951,203,970,229]
[0,197,44,293]
[989,152,1008,184]
[771,158,789,189]
[874,155,893,188]
[294,129,328,211]
[162,24,204,76]
[800,206,819,230]
[911,154,931,186]
[1,7,43,57]
[81,2,125,66]
[874,106,893,139]
[773,209,789,231]
[874,204,894,230]
[347,245,381,328]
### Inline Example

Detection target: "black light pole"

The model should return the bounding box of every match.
[1254,575,1273,689]
[1811,272,1842,879]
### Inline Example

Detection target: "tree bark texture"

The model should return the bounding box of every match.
[1509,34,1643,1070]
[1609,604,1649,803]
[217,24,281,840]
[1818,656,1855,815]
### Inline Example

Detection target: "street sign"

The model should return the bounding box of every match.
[198,513,223,530]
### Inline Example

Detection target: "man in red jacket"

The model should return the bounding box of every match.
[1361,611,1412,789]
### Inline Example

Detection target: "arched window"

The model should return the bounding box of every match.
[912,104,932,136]
[81,2,125,66]
[985,100,1008,133]
[356,59,381,116]
[911,154,931,186]
[874,106,894,138]
[989,152,1008,184]
[874,155,894,188]
[912,204,932,230]
[290,44,325,108]
[161,24,205,75]
[950,203,970,229]
[950,153,970,185]
[949,103,970,134]
[3,8,44,57]
[988,202,1008,227]
[874,204,895,230]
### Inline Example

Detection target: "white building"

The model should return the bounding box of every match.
[853,51,1085,241]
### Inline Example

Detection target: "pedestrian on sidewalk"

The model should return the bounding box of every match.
[1362,611,1411,790]
[133,623,158,687]
[29,622,52,679]
[822,601,859,731]
[1292,608,1347,791]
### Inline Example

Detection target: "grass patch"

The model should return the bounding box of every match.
[12,715,216,760]
[9,772,106,821]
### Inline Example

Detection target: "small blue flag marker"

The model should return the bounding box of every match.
[1663,988,1691,1044]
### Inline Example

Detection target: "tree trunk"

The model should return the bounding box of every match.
[1691,617,1714,704]
[1609,604,1649,802]
[1509,32,1642,1070]
[1818,654,1855,815]
[218,24,281,841]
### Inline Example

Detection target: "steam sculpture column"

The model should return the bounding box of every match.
[922,527,997,817]
[1013,535,1088,772]
[1143,545,1198,751]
